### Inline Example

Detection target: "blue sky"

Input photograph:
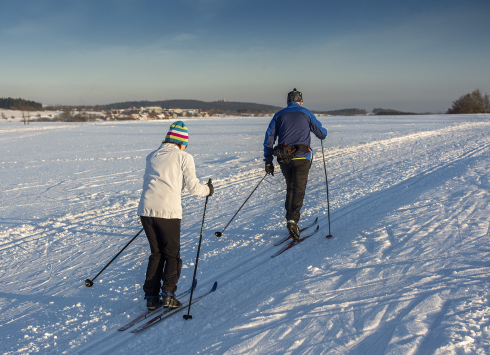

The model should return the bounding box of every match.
[1,0,489,112]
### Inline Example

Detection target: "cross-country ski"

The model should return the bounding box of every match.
[271,225,321,258]
[273,217,319,246]
[118,279,197,331]
[131,282,218,333]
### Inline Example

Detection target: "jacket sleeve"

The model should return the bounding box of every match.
[307,111,327,140]
[263,115,278,162]
[182,153,210,197]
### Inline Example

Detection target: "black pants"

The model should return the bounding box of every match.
[140,216,182,296]
[279,159,311,223]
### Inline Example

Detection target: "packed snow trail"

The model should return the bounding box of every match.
[1,115,490,354]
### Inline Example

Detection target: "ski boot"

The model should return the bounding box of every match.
[162,291,182,309]
[145,295,163,311]
[287,220,300,241]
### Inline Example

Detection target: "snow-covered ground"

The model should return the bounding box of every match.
[0,109,62,122]
[1,114,490,355]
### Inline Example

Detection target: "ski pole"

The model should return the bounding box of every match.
[215,174,267,238]
[321,140,333,239]
[84,228,144,287]
[184,179,212,320]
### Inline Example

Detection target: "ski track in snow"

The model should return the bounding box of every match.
[1,115,490,354]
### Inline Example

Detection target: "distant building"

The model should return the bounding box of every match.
[145,107,163,113]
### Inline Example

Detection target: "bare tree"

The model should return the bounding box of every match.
[20,102,26,125]
[59,107,72,121]
[447,89,490,114]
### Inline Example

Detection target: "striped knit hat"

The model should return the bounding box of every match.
[164,121,188,146]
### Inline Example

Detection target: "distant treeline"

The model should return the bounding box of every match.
[0,97,42,111]
[95,99,282,114]
[374,108,418,115]
[315,108,367,116]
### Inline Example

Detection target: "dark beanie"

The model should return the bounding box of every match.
[287,88,303,103]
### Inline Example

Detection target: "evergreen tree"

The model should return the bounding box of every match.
[0,97,42,111]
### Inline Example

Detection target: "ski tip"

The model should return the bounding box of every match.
[314,217,318,223]
[326,234,333,239]
[211,281,218,292]
[315,225,320,231]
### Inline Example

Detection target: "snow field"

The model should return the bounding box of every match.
[1,114,490,354]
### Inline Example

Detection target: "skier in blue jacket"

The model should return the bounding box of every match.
[263,89,327,239]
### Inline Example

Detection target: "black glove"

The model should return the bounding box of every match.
[265,161,274,176]
[207,181,214,196]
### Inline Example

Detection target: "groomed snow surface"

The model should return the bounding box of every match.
[1,114,490,355]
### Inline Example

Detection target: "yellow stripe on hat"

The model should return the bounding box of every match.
[171,124,188,131]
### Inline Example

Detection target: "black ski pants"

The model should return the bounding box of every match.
[140,216,182,296]
[279,159,311,223]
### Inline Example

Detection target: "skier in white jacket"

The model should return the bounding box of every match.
[137,121,213,310]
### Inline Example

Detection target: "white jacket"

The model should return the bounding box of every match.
[137,143,210,219]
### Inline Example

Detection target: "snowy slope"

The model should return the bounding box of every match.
[1,114,490,354]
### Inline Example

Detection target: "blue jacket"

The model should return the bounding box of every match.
[263,102,327,162]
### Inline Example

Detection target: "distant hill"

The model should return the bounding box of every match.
[57,99,372,117]
[96,99,282,113]
[0,97,42,111]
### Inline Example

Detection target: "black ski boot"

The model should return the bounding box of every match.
[162,291,182,309]
[145,296,163,311]
[287,220,300,240]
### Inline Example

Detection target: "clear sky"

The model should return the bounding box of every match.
[1,0,489,112]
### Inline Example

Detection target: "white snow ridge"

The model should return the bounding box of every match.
[1,114,490,354]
